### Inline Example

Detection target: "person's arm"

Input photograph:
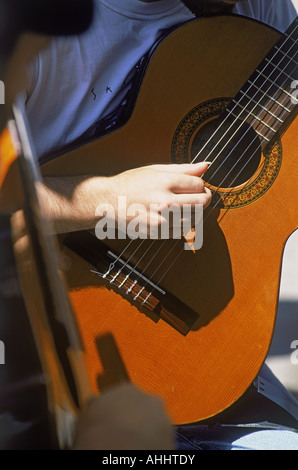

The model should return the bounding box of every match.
[39,161,211,234]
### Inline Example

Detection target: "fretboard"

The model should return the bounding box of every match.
[224,16,298,150]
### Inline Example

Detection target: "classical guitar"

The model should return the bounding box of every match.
[43,15,298,425]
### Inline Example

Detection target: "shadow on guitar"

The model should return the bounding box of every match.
[60,205,234,334]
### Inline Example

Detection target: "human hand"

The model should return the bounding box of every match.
[97,161,211,238]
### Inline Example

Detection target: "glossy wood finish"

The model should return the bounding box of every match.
[43,16,298,424]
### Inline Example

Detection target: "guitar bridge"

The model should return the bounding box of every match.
[63,231,199,335]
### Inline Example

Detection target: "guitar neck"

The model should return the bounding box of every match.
[224,16,298,151]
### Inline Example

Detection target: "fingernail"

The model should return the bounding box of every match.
[194,161,212,165]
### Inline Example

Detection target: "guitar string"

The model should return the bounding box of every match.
[190,26,298,168]
[137,105,297,306]
[199,70,296,190]
[190,21,298,166]
[103,92,295,303]
[99,23,297,284]
[203,26,298,188]
[130,28,298,304]
[139,71,298,302]
[96,22,297,298]
[93,22,297,303]
[184,24,298,215]
[116,24,296,292]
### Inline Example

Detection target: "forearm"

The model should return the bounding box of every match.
[38,175,112,233]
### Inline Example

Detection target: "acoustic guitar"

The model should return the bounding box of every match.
[43,15,298,425]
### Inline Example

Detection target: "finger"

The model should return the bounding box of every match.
[171,187,212,208]
[151,162,210,176]
[168,173,206,194]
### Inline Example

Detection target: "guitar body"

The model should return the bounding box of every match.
[43,16,298,424]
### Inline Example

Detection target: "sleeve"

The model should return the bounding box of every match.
[234,0,297,33]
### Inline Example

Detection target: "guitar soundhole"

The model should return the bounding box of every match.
[172,98,282,208]
[190,116,261,188]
